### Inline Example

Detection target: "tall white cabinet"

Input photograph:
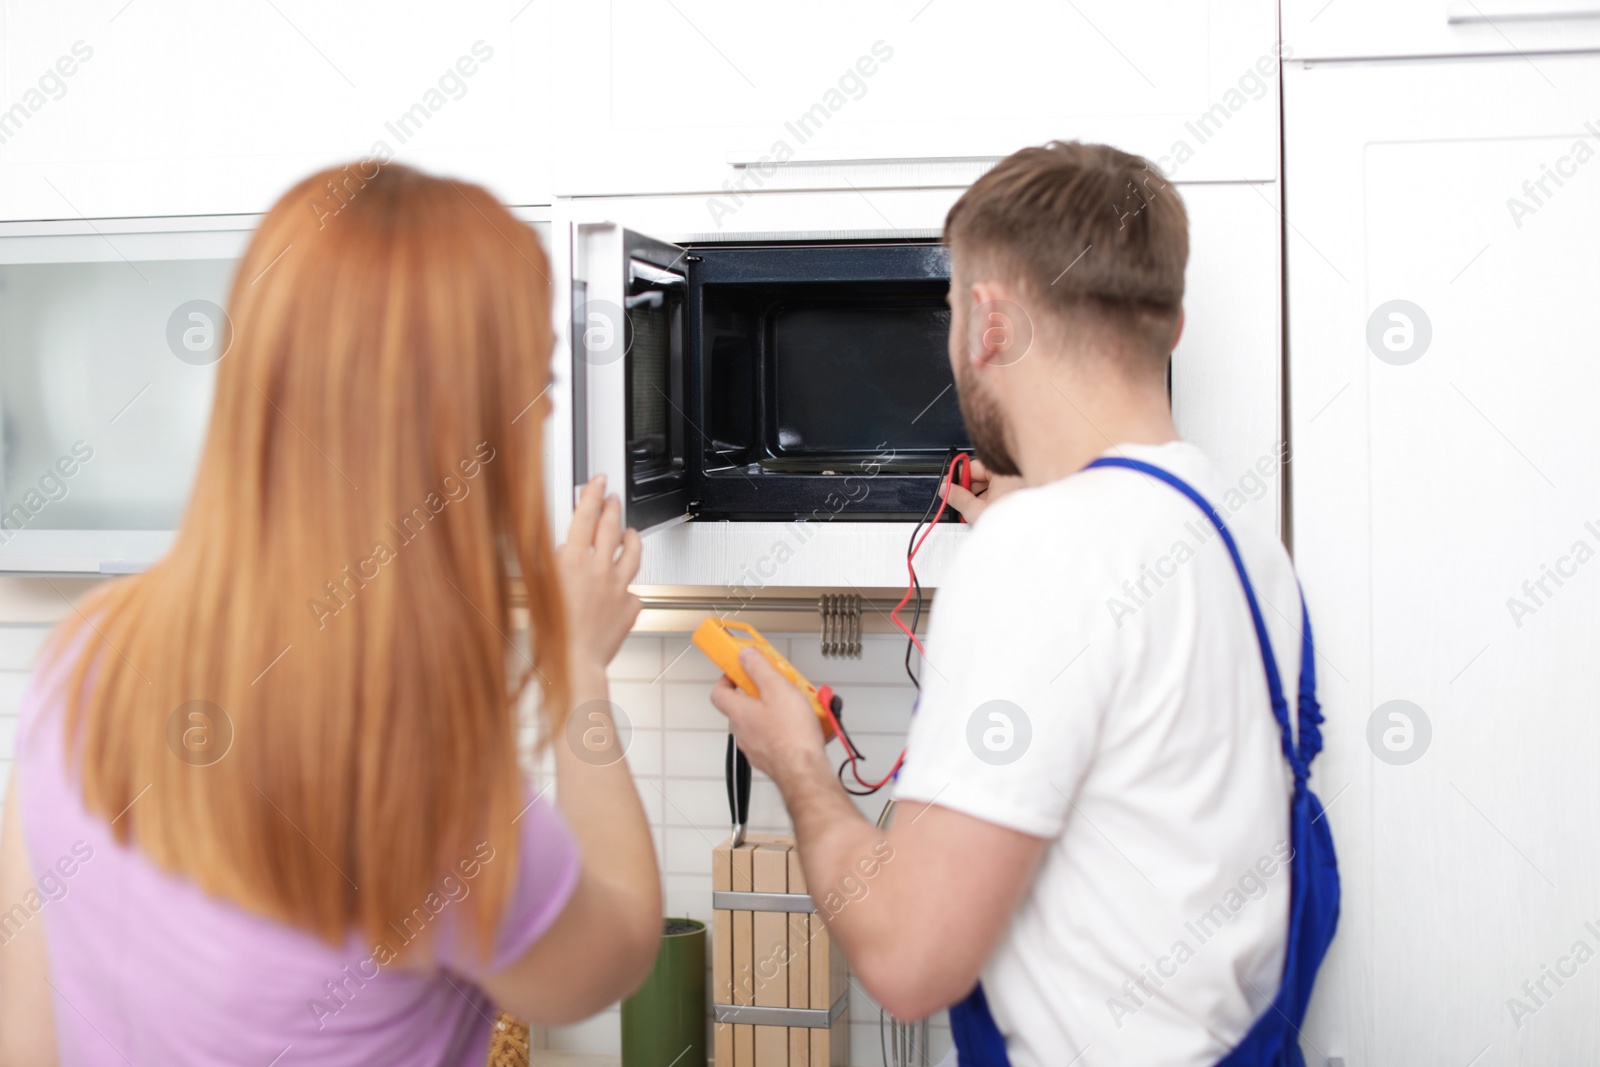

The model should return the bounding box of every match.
[1286,52,1600,1064]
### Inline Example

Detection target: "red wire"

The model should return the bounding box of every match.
[890,453,969,657]
[824,453,967,795]
[826,698,905,791]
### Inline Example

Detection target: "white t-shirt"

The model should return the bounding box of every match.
[894,441,1298,1066]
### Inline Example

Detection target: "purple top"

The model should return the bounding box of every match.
[16,649,581,1066]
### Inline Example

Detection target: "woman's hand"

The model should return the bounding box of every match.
[944,458,1023,524]
[488,474,661,1026]
[557,475,643,675]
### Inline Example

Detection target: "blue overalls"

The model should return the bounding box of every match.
[949,457,1341,1067]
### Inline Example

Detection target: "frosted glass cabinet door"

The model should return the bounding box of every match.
[0,219,249,572]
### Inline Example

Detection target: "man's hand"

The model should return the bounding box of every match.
[709,648,829,786]
[944,458,1023,524]
[707,647,1048,1022]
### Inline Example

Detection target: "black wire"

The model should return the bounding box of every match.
[834,720,881,795]
[901,572,923,690]
[902,448,961,691]
[834,714,861,760]
[838,758,878,796]
[833,699,891,796]
[860,449,966,795]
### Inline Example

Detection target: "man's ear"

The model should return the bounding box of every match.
[968,280,1007,368]
[968,279,1032,369]
[1169,308,1185,352]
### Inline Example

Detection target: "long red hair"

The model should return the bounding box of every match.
[45,162,569,954]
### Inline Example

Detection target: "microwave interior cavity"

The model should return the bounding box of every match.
[578,234,973,529]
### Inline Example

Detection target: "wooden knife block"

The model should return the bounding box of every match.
[712,834,849,1067]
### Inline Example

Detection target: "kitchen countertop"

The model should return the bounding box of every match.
[532,1054,622,1067]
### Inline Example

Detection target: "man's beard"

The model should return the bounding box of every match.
[955,360,1021,477]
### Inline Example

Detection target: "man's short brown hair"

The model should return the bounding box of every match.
[944,141,1188,359]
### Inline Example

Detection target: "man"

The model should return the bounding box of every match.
[711,141,1335,1065]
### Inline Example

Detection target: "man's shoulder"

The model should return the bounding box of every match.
[968,459,1205,564]
[950,443,1296,622]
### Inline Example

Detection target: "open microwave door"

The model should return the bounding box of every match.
[570,224,691,534]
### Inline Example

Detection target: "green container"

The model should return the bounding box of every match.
[622,918,707,1067]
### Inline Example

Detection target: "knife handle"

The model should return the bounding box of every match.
[725,733,751,847]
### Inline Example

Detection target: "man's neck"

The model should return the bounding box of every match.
[1012,369,1179,487]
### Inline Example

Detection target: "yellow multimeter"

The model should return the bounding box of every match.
[692,618,840,742]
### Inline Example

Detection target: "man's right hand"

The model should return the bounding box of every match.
[944,459,1023,524]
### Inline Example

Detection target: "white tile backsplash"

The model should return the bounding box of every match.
[0,668,35,719]
[606,634,663,680]
[543,1007,623,1054]
[623,728,663,778]
[662,681,729,731]
[608,680,666,730]
[661,777,729,829]
[659,636,726,682]
[661,825,725,877]
[827,682,920,735]
[785,632,922,687]
[662,870,714,927]
[0,625,49,673]
[0,624,47,830]
[662,726,731,774]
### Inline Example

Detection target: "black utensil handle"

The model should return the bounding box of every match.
[725,733,739,828]
[735,747,751,827]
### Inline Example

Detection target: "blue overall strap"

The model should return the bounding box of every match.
[948,983,1009,1066]
[949,457,1338,1067]
[1089,458,1339,1067]
[1089,458,1303,779]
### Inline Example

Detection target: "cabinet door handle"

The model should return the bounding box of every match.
[724,151,1002,168]
[1446,0,1600,23]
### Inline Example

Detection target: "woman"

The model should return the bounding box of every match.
[0,163,660,1064]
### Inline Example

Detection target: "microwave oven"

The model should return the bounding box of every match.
[570,225,970,534]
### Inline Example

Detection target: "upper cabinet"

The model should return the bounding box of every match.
[0,213,549,575]
[1283,0,1600,60]
[0,217,246,572]
[0,0,552,221]
[549,0,1280,200]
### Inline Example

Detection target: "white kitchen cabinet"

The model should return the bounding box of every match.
[549,0,1279,200]
[1286,53,1600,1063]
[0,0,549,220]
[1284,0,1600,60]
[0,212,551,575]
[0,216,246,572]
[549,180,1283,591]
